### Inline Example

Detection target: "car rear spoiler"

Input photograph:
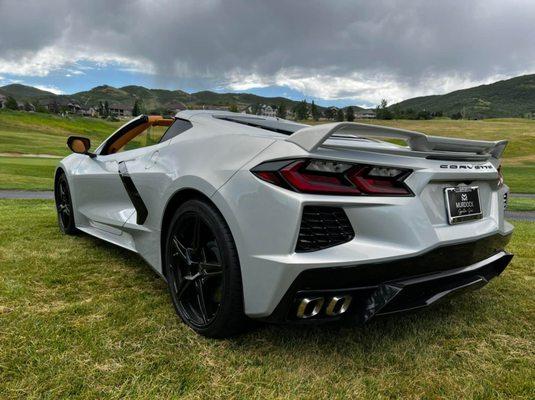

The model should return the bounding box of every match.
[287,122,508,160]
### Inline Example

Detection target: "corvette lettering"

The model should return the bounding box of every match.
[440,164,493,170]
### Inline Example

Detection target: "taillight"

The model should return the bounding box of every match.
[251,159,413,196]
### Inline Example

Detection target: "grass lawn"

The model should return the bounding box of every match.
[0,199,533,399]
[0,111,534,194]
[0,156,58,190]
[0,109,121,157]
[508,197,535,212]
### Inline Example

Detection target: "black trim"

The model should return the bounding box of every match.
[158,118,193,143]
[118,161,148,225]
[264,232,512,323]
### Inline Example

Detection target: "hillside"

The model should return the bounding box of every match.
[0,83,364,113]
[392,74,535,118]
[0,84,56,98]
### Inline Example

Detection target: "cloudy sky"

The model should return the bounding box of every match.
[1,0,535,107]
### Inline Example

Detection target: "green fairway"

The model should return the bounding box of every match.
[0,156,58,190]
[508,197,535,211]
[0,109,121,156]
[0,199,533,399]
[0,111,533,193]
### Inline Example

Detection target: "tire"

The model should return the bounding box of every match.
[164,199,247,338]
[54,173,78,235]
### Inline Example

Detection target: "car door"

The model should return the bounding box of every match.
[72,116,171,233]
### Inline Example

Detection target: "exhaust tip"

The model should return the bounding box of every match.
[325,295,352,316]
[296,297,324,319]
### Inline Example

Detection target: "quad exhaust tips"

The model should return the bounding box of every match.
[296,295,352,319]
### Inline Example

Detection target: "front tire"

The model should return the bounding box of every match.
[55,173,78,235]
[164,199,246,338]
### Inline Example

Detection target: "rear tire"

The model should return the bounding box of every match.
[55,173,78,235]
[164,199,247,338]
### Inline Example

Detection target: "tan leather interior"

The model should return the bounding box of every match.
[108,116,174,154]
[71,139,87,153]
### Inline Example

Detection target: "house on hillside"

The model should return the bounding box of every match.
[67,101,82,114]
[80,107,96,117]
[324,106,339,120]
[109,104,132,117]
[355,110,376,119]
[260,105,277,117]
[0,94,6,108]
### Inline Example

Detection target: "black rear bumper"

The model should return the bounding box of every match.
[265,232,513,323]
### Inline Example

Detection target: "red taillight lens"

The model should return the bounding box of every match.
[251,159,413,196]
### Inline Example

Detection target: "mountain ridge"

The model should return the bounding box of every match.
[390,74,535,118]
[0,83,365,113]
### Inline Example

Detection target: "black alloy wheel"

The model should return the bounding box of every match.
[165,199,246,337]
[55,173,77,234]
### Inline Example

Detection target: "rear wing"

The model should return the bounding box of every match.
[286,122,508,160]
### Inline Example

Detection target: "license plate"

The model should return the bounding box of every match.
[444,186,482,225]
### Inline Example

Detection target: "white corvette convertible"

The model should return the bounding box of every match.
[55,111,513,337]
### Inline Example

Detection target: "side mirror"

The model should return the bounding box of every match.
[67,136,95,158]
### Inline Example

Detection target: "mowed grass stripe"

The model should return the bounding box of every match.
[0,199,533,399]
[0,157,58,190]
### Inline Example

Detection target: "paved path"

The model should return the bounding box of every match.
[1,190,533,221]
[510,193,535,199]
[0,190,54,199]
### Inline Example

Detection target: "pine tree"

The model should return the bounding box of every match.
[336,108,345,121]
[295,100,308,120]
[311,100,319,121]
[132,100,141,116]
[277,103,287,119]
[346,106,355,122]
[5,96,18,110]
[104,101,110,117]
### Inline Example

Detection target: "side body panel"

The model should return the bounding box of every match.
[61,115,276,277]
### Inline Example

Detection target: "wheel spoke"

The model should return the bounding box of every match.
[191,216,201,252]
[176,278,193,300]
[172,236,189,265]
[202,262,223,277]
[195,279,208,324]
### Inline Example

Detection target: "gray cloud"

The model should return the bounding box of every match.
[1,0,535,103]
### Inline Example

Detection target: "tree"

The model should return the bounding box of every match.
[250,103,261,115]
[228,104,238,113]
[132,99,142,116]
[311,100,319,121]
[97,101,104,116]
[24,101,33,112]
[5,96,18,110]
[104,101,110,117]
[450,111,463,120]
[375,99,393,120]
[294,100,308,120]
[277,103,287,119]
[324,107,334,120]
[336,108,345,121]
[346,106,355,122]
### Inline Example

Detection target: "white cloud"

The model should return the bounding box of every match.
[34,85,64,95]
[226,69,515,106]
[0,46,155,77]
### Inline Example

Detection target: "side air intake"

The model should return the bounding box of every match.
[296,206,354,252]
